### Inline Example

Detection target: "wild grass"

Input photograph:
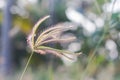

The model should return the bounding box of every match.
[18,15,81,80]
[18,0,118,80]
[80,0,117,79]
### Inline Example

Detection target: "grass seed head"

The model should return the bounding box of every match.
[27,15,81,60]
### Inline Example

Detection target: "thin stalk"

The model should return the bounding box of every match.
[107,0,117,22]
[18,51,34,80]
[80,27,107,80]
[93,0,102,14]
[80,0,117,79]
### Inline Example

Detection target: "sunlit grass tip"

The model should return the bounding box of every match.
[27,15,81,60]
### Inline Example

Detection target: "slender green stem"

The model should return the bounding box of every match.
[80,28,106,80]
[93,0,101,14]
[18,51,34,80]
[80,0,117,79]
[108,0,117,22]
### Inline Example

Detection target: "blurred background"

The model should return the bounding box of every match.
[0,0,120,80]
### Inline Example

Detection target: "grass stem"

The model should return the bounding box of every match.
[80,0,117,79]
[18,51,34,80]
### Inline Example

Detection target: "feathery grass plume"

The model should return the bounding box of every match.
[27,15,81,60]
